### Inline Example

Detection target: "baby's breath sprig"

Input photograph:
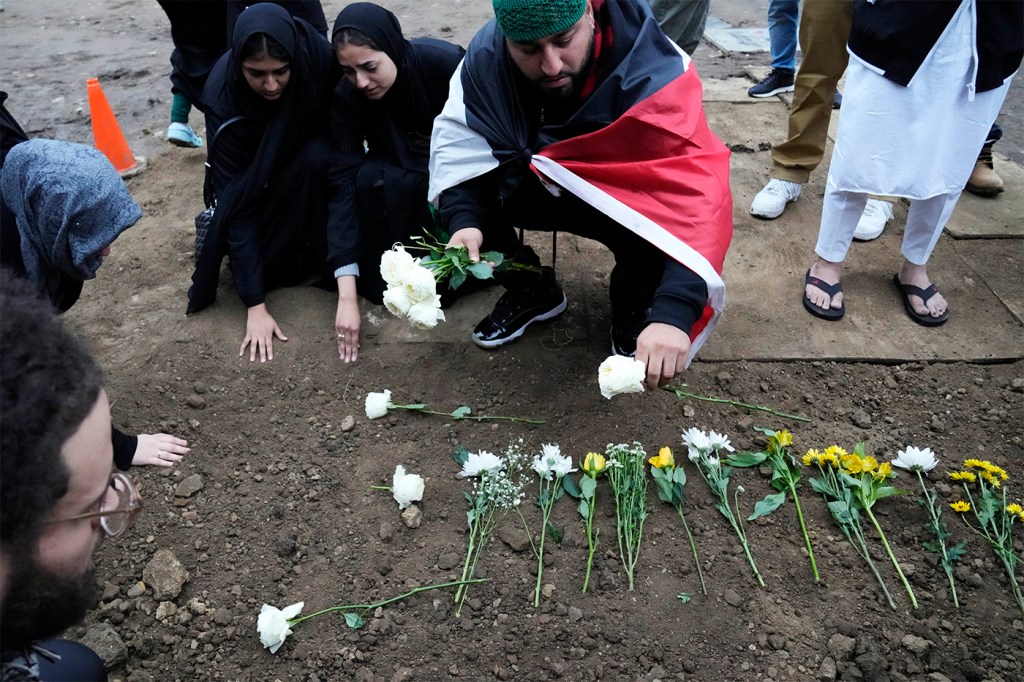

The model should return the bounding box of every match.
[605,442,648,591]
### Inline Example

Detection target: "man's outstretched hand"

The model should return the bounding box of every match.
[635,322,690,389]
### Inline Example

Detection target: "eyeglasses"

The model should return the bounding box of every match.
[46,472,143,538]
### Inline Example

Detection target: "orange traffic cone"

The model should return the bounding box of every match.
[86,77,143,176]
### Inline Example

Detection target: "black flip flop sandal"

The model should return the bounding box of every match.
[802,269,845,321]
[893,274,950,327]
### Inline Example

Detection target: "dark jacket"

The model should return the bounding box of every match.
[327,5,464,271]
[848,0,1024,92]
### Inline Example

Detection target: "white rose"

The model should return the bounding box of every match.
[407,296,445,329]
[402,263,438,302]
[597,355,646,399]
[383,285,413,317]
[380,246,417,287]
[365,390,392,419]
[257,601,304,654]
[392,465,424,509]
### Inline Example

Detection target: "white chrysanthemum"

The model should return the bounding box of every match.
[550,454,577,478]
[891,446,938,472]
[597,355,645,399]
[380,245,418,287]
[364,390,392,419]
[707,430,735,453]
[682,427,711,461]
[459,450,504,478]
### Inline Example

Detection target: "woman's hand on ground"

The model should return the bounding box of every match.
[133,433,190,467]
[336,287,361,363]
[241,303,288,362]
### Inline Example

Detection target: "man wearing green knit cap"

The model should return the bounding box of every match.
[429,0,733,389]
[492,0,587,42]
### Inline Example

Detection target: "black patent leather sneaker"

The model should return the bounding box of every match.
[471,276,567,349]
[610,306,651,357]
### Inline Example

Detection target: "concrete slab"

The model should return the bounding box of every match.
[945,154,1024,238]
[705,27,770,54]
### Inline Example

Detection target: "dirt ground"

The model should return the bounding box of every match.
[2,1,1023,681]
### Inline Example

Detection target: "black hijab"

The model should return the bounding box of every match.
[188,2,334,314]
[330,3,462,164]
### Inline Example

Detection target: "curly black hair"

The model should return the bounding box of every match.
[1,268,103,556]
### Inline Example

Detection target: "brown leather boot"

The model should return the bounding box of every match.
[965,143,1004,196]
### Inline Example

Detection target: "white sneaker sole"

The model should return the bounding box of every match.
[748,84,795,98]
[471,295,568,349]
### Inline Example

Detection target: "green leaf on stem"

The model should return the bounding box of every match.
[727,452,768,468]
[344,613,364,629]
[467,262,495,280]
[546,520,563,544]
[749,492,787,520]
[677,592,692,604]
[562,475,582,498]
[453,446,470,466]
[578,498,590,519]
[480,251,505,268]
[450,406,472,418]
[449,270,467,290]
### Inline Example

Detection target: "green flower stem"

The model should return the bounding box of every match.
[369,485,390,491]
[663,386,811,422]
[675,505,707,595]
[454,497,485,614]
[515,507,540,559]
[533,477,562,607]
[850,520,897,610]
[997,552,1024,615]
[289,578,487,627]
[788,482,820,582]
[732,488,766,587]
[916,471,959,608]
[863,505,918,609]
[582,495,598,595]
[391,404,545,425]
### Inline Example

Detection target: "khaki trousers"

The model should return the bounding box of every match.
[770,0,853,183]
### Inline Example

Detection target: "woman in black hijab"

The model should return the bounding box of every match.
[188,2,337,363]
[327,2,465,363]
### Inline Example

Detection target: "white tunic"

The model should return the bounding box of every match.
[826,0,1014,200]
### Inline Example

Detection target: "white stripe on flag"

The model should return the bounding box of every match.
[531,154,725,365]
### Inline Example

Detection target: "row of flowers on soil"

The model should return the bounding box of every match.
[257,428,1023,654]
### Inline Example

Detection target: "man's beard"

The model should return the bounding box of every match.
[0,556,99,651]
[535,34,596,104]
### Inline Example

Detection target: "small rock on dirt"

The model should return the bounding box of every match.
[497,525,531,552]
[126,581,146,598]
[851,409,872,428]
[567,606,583,622]
[143,549,189,600]
[816,657,837,681]
[379,522,394,542]
[185,394,206,409]
[828,634,856,661]
[901,634,932,655]
[174,474,204,498]
[79,623,127,668]
[436,552,461,570]
[401,505,422,528]
[723,588,742,607]
[341,415,355,432]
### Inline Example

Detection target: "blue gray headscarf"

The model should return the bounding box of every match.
[0,139,141,295]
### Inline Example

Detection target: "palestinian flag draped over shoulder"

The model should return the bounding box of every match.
[429,0,732,363]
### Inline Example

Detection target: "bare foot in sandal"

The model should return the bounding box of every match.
[895,262,949,324]
[805,259,844,314]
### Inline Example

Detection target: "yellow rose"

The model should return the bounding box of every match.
[583,452,606,476]
[648,447,674,470]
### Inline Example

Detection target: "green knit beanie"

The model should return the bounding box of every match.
[492,0,587,42]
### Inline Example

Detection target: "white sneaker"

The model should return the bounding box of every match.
[853,199,894,241]
[750,178,802,219]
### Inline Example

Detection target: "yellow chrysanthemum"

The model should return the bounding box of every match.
[1019,511,1024,523]
[874,462,892,480]
[862,456,879,473]
[648,447,674,470]
[1007,503,1023,516]
[981,471,1002,488]
[949,471,976,483]
[802,449,819,467]
[824,445,848,459]
[987,464,1009,481]
[841,454,864,474]
[950,500,971,513]
[820,452,839,468]
[964,458,988,470]
[774,430,793,448]
[583,452,607,476]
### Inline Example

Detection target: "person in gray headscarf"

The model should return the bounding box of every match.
[1,137,190,471]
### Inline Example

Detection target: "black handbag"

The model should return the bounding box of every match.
[193,115,243,262]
